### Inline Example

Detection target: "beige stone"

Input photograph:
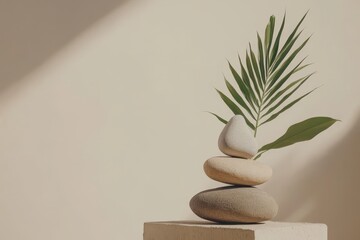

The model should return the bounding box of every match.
[144,221,328,240]
[189,186,278,223]
[203,156,272,186]
[218,115,258,158]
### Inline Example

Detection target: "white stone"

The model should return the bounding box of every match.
[203,156,272,186]
[218,115,258,159]
[144,221,327,240]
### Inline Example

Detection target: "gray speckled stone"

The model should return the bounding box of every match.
[190,186,278,223]
[203,156,272,186]
[218,115,258,158]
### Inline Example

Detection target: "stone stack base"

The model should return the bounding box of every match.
[144,221,327,240]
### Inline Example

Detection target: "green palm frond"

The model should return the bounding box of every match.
[209,11,339,160]
[211,12,314,137]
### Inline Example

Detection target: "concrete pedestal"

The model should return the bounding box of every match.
[144,221,327,240]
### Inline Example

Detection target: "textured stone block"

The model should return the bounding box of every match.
[144,221,327,240]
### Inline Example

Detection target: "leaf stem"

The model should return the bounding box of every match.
[254,70,270,137]
[253,104,261,137]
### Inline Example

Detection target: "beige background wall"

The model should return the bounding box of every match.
[0,0,359,239]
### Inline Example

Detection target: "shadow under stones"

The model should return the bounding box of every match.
[148,220,264,226]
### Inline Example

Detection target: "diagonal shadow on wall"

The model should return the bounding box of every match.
[274,112,360,240]
[0,0,129,91]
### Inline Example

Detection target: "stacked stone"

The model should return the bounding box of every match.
[189,115,278,223]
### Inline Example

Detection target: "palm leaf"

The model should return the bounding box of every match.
[260,87,317,126]
[213,12,337,158]
[208,112,228,124]
[216,89,242,115]
[293,62,313,74]
[269,30,303,74]
[264,57,308,100]
[249,44,264,90]
[219,13,313,134]
[262,73,313,111]
[245,51,262,100]
[259,117,338,152]
[216,89,255,130]
[269,13,286,66]
[255,117,338,159]
[257,33,266,83]
[262,74,314,117]
[267,36,311,89]
[264,15,275,70]
[224,78,256,119]
[239,58,260,107]
[270,11,308,72]
[228,61,256,110]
